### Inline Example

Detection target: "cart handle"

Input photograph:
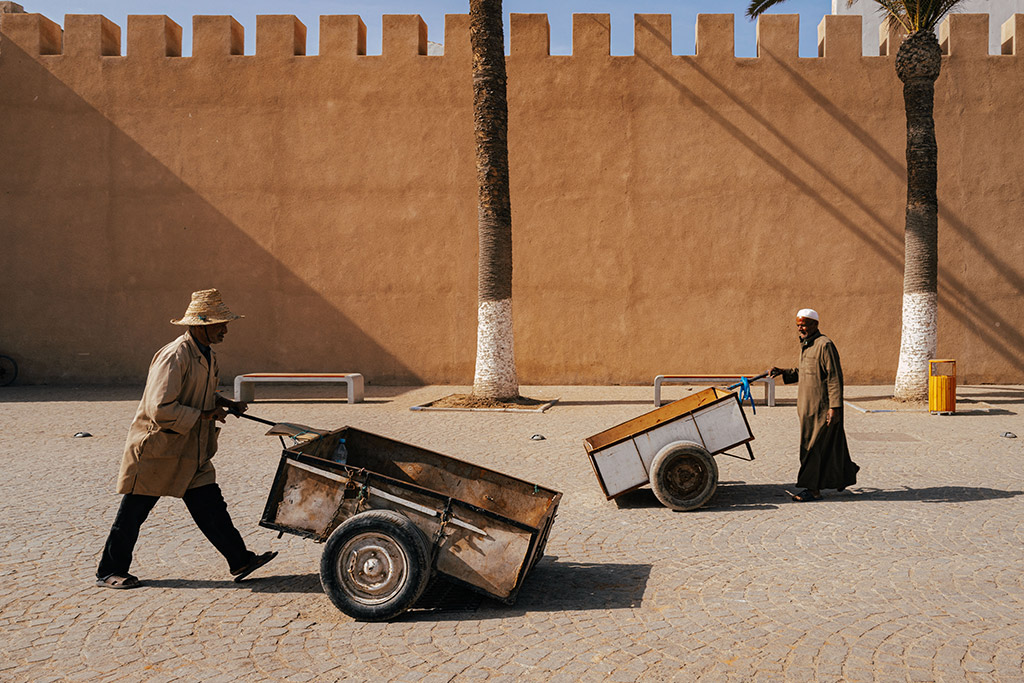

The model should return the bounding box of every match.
[227,409,326,448]
[725,371,771,390]
[229,410,277,427]
[726,372,771,414]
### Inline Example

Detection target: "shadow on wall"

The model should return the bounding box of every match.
[633,14,1023,377]
[764,50,1024,375]
[0,40,421,385]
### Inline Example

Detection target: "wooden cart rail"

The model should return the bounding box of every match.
[586,387,730,453]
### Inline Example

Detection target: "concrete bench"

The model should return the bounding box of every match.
[234,373,364,403]
[654,374,775,407]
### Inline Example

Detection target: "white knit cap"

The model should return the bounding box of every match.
[797,308,819,321]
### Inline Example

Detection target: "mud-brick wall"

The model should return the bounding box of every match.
[1,12,1022,385]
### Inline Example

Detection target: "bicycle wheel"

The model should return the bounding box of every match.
[0,355,17,387]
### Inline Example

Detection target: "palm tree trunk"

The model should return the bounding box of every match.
[893,30,941,401]
[469,0,518,399]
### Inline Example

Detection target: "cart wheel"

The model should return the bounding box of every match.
[649,441,718,511]
[320,509,431,621]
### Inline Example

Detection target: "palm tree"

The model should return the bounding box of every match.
[469,0,519,400]
[747,0,963,401]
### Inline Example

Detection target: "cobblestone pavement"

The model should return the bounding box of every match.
[2,383,1023,682]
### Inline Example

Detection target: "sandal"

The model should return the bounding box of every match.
[231,551,278,583]
[96,573,143,589]
[792,489,822,502]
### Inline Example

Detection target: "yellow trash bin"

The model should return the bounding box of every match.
[928,359,956,414]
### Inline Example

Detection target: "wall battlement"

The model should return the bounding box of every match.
[3,12,1022,60]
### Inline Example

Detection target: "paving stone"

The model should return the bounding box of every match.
[2,384,1023,682]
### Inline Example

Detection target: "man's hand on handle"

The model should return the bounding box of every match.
[215,394,248,417]
[201,406,230,423]
[769,367,784,378]
[205,395,249,423]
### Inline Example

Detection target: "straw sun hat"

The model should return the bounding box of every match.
[171,289,244,326]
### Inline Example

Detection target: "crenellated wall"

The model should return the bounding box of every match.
[1,12,1022,386]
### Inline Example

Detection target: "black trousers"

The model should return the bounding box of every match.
[97,483,254,578]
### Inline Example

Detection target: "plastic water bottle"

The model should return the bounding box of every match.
[333,437,348,464]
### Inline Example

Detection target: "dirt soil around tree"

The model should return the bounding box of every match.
[423,393,549,410]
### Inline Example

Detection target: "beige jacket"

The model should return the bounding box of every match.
[117,333,220,497]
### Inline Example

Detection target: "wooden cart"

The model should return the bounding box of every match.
[259,426,561,621]
[584,387,755,510]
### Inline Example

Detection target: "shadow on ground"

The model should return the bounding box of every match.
[244,398,393,405]
[143,574,320,592]
[958,387,1024,404]
[554,399,659,407]
[613,483,786,511]
[406,558,651,621]
[611,482,1023,510]
[0,386,417,404]
[147,558,651,619]
[847,486,1024,503]
[0,386,144,403]
[766,398,797,407]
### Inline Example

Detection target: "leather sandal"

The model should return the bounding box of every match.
[231,551,278,583]
[791,489,822,502]
[96,573,143,589]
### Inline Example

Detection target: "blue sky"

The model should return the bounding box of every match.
[25,1,833,57]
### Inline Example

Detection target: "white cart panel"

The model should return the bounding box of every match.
[693,397,751,454]
[593,438,647,497]
[634,415,703,472]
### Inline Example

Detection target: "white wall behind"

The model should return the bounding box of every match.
[833,0,1024,54]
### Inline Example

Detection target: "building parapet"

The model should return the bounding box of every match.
[1,12,1021,60]
[817,14,861,57]
[940,13,991,55]
[128,15,182,58]
[1002,12,1023,53]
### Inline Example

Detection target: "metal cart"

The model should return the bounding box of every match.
[584,387,755,510]
[258,425,561,621]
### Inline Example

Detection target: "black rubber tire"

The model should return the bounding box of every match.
[0,355,16,387]
[649,440,718,511]
[319,509,431,621]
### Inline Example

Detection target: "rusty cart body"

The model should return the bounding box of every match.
[584,387,754,510]
[259,426,562,621]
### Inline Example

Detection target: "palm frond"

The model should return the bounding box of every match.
[746,0,791,19]
[931,0,970,29]
[856,0,974,32]
[875,0,914,34]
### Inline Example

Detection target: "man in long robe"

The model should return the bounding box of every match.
[95,289,276,588]
[771,309,859,501]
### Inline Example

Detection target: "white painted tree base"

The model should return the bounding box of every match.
[473,298,519,399]
[894,291,937,401]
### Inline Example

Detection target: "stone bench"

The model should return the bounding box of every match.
[234,373,364,403]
